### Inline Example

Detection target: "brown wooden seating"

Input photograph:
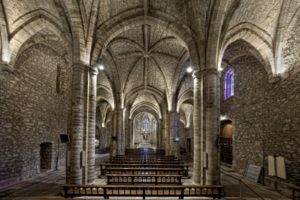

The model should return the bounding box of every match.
[109,160,184,164]
[100,163,189,175]
[289,185,300,200]
[106,174,183,185]
[62,184,224,199]
[104,167,183,175]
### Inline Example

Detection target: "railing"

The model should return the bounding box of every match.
[62,184,224,199]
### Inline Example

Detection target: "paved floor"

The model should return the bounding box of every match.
[0,165,292,200]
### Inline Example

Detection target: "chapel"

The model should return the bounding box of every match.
[0,0,299,199]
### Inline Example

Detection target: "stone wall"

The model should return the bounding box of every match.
[0,44,71,185]
[221,56,300,184]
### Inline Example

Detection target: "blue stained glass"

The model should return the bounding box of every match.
[224,69,235,100]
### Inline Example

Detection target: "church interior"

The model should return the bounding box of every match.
[0,0,300,199]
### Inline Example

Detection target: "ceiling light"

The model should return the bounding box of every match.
[98,64,105,71]
[186,66,193,73]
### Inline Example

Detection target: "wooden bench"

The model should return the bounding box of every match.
[106,174,183,185]
[100,163,189,176]
[110,157,179,162]
[104,167,183,175]
[125,148,165,155]
[62,184,224,199]
[109,160,184,164]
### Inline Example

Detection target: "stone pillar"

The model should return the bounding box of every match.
[68,64,87,184]
[164,111,170,155]
[170,111,180,156]
[125,110,130,149]
[192,70,203,185]
[129,119,134,148]
[112,112,117,156]
[203,68,220,185]
[157,119,162,148]
[87,66,98,183]
[116,108,125,155]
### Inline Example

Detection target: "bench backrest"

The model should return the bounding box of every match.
[62,184,223,199]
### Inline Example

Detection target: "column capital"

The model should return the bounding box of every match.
[193,70,201,79]
[73,63,89,72]
[193,68,219,79]
[89,66,98,76]
[201,68,219,76]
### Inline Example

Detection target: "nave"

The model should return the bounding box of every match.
[0,149,291,200]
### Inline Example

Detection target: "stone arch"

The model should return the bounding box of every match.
[206,0,232,69]
[220,23,275,77]
[0,1,9,63]
[9,16,71,66]
[97,85,115,110]
[125,86,165,107]
[131,109,160,149]
[130,102,162,120]
[177,89,193,113]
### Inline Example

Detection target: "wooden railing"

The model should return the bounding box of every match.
[106,174,183,185]
[62,184,224,199]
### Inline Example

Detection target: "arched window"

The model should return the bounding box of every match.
[142,117,150,131]
[224,69,235,100]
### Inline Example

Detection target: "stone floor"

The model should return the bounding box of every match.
[0,166,292,200]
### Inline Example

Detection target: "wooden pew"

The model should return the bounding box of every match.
[110,156,179,162]
[106,174,183,185]
[62,184,224,199]
[100,163,189,176]
[125,148,165,155]
[104,167,183,175]
[108,160,184,164]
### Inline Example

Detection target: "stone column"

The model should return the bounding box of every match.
[192,70,203,185]
[164,111,170,155]
[170,111,180,156]
[112,111,117,156]
[125,110,130,149]
[87,66,98,183]
[157,119,162,148]
[129,119,134,148]
[203,68,220,185]
[116,108,125,155]
[68,64,87,184]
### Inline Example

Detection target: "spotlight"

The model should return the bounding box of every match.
[98,64,105,71]
[186,66,193,73]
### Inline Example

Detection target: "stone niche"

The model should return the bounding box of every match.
[221,55,300,185]
[0,44,72,186]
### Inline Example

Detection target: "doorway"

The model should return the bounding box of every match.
[220,120,233,165]
[40,142,52,170]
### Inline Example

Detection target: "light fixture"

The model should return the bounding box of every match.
[220,115,228,121]
[186,66,193,73]
[218,67,224,72]
[98,64,105,71]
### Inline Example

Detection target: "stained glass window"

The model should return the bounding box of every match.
[224,69,235,100]
[142,117,150,131]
